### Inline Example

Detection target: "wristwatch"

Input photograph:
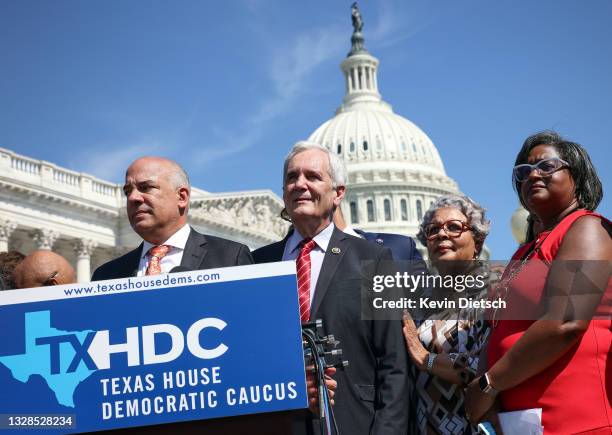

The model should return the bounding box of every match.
[426,352,436,373]
[479,372,499,397]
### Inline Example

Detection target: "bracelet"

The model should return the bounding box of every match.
[426,352,437,373]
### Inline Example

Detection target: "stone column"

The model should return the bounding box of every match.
[74,239,98,283]
[33,229,60,251]
[0,220,18,252]
[373,68,378,92]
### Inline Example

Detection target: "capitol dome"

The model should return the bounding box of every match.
[308,6,459,241]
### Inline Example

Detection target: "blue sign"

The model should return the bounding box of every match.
[0,262,307,433]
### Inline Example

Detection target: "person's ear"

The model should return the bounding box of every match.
[334,185,346,206]
[177,187,190,207]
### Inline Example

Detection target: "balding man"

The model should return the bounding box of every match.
[13,250,76,289]
[92,156,252,281]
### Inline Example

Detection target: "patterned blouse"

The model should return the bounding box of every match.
[411,264,491,435]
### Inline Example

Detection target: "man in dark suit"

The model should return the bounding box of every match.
[92,157,311,434]
[92,156,252,281]
[253,142,408,435]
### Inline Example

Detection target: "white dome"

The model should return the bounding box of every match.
[309,109,452,187]
[306,11,459,246]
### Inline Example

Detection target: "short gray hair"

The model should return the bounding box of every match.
[283,141,346,188]
[165,160,190,191]
[417,195,490,254]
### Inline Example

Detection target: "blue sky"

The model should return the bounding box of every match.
[1,0,610,258]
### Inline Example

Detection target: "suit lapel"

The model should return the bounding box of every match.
[310,227,349,319]
[127,244,143,277]
[264,231,292,262]
[180,229,208,270]
[269,241,287,261]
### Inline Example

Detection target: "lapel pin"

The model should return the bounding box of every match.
[375,238,384,245]
[331,247,341,254]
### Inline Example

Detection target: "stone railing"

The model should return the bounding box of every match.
[0,147,123,207]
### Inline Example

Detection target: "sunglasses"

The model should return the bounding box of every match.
[513,157,569,182]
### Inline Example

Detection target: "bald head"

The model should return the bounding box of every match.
[13,250,76,289]
[123,156,191,244]
[126,157,190,191]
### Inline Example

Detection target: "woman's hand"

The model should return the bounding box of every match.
[464,376,496,424]
[402,310,429,371]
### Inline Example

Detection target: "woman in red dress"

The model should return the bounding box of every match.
[464,131,611,434]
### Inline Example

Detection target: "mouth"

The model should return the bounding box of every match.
[132,209,151,218]
[435,245,454,254]
[528,182,546,192]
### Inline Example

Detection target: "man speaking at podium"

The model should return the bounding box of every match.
[92,156,252,281]
[253,142,409,435]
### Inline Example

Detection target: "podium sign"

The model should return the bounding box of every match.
[0,262,307,433]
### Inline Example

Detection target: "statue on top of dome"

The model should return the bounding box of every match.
[351,2,363,33]
[349,2,367,56]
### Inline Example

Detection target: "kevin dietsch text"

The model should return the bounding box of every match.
[372,296,507,310]
[370,271,506,311]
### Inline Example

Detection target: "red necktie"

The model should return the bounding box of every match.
[296,239,316,322]
[146,245,170,275]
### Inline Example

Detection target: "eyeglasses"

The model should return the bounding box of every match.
[42,271,58,286]
[513,157,569,182]
[424,220,471,240]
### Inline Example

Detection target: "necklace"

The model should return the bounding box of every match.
[491,232,550,327]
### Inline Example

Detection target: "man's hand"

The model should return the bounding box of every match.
[306,366,337,414]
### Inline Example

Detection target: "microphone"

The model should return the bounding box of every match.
[302,319,346,435]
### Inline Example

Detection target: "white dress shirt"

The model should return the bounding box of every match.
[137,224,191,276]
[282,222,335,307]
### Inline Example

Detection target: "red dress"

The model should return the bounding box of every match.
[488,210,612,434]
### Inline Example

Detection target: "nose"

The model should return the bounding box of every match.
[293,173,308,190]
[527,165,543,180]
[431,226,448,240]
[435,228,449,239]
[126,188,143,205]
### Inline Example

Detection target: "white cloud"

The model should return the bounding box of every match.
[193,23,347,163]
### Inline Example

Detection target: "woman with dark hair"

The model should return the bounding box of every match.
[464,131,611,434]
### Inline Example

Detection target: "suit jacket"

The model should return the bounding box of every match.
[354,229,422,261]
[92,228,253,280]
[253,227,409,435]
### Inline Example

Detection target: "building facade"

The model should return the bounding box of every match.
[0,147,289,282]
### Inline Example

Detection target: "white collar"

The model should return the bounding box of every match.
[141,224,191,258]
[287,222,335,254]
